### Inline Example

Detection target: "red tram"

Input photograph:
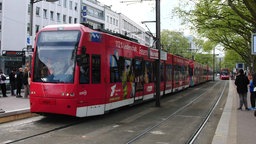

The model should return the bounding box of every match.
[220,68,230,80]
[30,24,212,117]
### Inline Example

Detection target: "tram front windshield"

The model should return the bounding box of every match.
[33,30,81,83]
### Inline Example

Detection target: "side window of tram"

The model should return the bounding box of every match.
[145,61,153,83]
[174,65,179,81]
[110,55,122,83]
[92,55,101,84]
[166,65,172,81]
[160,63,164,82]
[181,65,185,80]
[79,54,90,84]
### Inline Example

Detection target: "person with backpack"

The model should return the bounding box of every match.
[0,70,7,97]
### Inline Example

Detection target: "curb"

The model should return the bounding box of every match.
[0,108,38,124]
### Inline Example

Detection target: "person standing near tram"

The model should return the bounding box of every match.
[16,68,23,98]
[9,69,16,96]
[23,67,30,98]
[235,69,250,110]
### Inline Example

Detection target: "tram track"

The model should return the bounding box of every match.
[187,81,227,144]
[0,80,228,144]
[2,117,86,144]
[125,80,227,144]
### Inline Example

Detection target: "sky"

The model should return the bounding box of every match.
[97,0,191,35]
[97,0,224,56]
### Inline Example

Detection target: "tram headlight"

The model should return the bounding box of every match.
[62,92,75,97]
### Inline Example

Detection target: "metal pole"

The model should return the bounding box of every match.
[213,47,215,81]
[155,0,161,107]
[30,0,34,37]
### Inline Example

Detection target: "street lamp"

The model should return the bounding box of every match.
[155,0,160,107]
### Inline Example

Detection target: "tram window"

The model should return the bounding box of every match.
[124,59,133,82]
[134,59,144,91]
[181,65,185,80]
[79,54,90,84]
[160,63,164,82]
[135,60,143,78]
[174,65,179,81]
[145,61,153,83]
[166,64,172,81]
[92,55,101,84]
[110,55,123,83]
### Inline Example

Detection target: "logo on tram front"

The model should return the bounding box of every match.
[90,32,102,42]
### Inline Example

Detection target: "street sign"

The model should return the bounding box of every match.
[27,36,32,46]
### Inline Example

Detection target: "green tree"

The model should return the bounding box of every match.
[161,29,190,56]
[161,29,215,63]
[223,49,244,70]
[174,0,256,70]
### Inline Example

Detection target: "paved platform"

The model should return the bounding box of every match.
[212,79,256,144]
[0,80,256,143]
[0,92,32,123]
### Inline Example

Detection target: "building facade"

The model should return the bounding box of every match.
[0,0,151,73]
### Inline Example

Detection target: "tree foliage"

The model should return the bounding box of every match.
[223,49,244,70]
[160,29,215,66]
[161,29,190,55]
[174,0,256,70]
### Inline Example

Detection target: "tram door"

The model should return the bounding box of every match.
[133,59,144,101]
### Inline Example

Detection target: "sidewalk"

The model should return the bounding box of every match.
[212,79,256,144]
[0,91,32,123]
[0,96,30,113]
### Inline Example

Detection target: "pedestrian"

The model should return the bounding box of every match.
[9,69,16,96]
[235,69,250,110]
[0,70,7,97]
[251,72,256,110]
[23,67,30,98]
[249,78,256,110]
[16,67,23,98]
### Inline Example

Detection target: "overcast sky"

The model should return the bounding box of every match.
[97,0,190,35]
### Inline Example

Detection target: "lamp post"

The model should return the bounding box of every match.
[213,47,215,81]
[155,0,160,107]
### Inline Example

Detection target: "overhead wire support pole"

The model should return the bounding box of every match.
[29,0,35,37]
[155,0,161,107]
[213,47,215,81]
